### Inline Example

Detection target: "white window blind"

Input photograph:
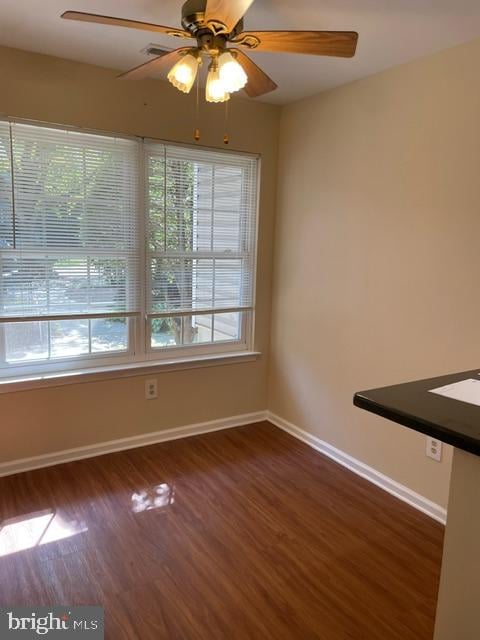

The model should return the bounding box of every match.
[0,117,259,376]
[0,123,140,322]
[146,142,258,318]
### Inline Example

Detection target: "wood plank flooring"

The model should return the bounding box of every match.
[0,422,443,639]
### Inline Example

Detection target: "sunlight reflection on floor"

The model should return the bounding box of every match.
[0,509,88,557]
[131,483,175,513]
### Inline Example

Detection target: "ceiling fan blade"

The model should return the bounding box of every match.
[118,48,191,81]
[204,0,256,34]
[61,11,192,39]
[234,30,358,58]
[231,49,277,98]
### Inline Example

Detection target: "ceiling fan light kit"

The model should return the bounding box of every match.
[165,47,247,101]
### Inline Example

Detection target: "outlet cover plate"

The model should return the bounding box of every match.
[145,379,158,400]
[426,437,442,462]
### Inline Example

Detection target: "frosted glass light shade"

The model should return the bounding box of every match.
[218,51,248,93]
[167,53,199,94]
[206,67,230,103]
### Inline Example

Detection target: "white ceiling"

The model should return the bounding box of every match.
[1,0,480,104]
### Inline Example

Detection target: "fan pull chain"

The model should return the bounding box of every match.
[194,71,200,142]
[223,100,229,145]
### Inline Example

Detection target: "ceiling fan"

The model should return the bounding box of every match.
[62,0,358,102]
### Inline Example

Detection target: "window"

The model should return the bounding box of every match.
[0,119,258,378]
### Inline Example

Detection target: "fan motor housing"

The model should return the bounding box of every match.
[181,0,244,37]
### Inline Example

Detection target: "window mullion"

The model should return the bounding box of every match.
[88,319,92,355]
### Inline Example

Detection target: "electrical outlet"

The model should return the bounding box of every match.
[145,379,158,400]
[426,437,442,462]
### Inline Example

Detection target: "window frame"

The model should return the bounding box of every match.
[0,118,260,380]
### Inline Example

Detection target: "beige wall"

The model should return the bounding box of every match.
[0,45,280,462]
[269,37,480,508]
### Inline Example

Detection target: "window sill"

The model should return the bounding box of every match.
[0,351,261,394]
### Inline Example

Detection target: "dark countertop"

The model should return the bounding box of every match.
[354,369,480,457]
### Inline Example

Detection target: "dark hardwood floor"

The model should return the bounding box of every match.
[0,422,443,639]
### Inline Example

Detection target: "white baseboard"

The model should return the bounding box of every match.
[267,412,447,525]
[0,411,268,478]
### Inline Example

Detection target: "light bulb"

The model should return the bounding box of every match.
[206,66,230,103]
[167,52,199,94]
[218,51,248,93]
